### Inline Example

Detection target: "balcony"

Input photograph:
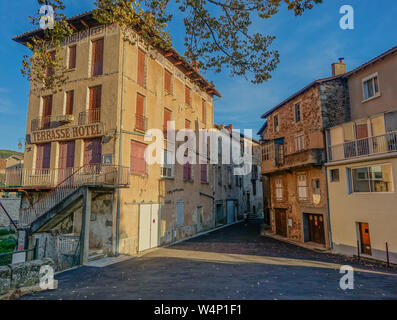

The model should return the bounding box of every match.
[3,164,130,189]
[135,114,148,132]
[31,115,54,131]
[78,108,101,125]
[328,131,397,162]
[262,148,325,174]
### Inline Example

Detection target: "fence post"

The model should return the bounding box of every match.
[34,238,39,260]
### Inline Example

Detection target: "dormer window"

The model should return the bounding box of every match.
[362,73,380,101]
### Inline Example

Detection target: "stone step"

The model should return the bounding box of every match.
[88,249,103,256]
[88,253,105,262]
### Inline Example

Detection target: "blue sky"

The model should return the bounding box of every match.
[0,0,396,151]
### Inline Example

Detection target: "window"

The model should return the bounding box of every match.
[42,95,53,129]
[183,119,192,180]
[83,138,102,166]
[352,164,393,193]
[45,50,56,77]
[91,38,104,76]
[312,178,320,195]
[200,164,208,183]
[137,48,146,87]
[163,108,172,137]
[135,93,146,131]
[274,115,279,132]
[295,134,305,152]
[185,85,191,106]
[130,140,147,175]
[262,143,273,161]
[35,143,51,174]
[275,177,283,201]
[297,174,308,200]
[164,69,172,93]
[295,104,301,123]
[218,166,222,185]
[330,169,340,182]
[65,90,74,115]
[161,149,174,178]
[202,99,206,123]
[362,74,379,100]
[88,85,101,123]
[68,45,76,69]
[177,200,184,227]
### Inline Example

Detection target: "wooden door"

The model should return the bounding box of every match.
[89,86,101,123]
[84,138,102,166]
[359,222,372,255]
[42,95,53,129]
[275,209,287,237]
[58,141,75,182]
[307,214,325,245]
[139,204,151,252]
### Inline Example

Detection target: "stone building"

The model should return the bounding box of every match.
[5,11,220,269]
[259,59,350,249]
[326,46,397,263]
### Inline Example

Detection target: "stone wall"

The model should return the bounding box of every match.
[0,197,20,227]
[0,258,54,297]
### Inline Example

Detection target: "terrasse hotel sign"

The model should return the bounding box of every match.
[31,124,104,144]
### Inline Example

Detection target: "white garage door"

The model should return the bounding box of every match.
[138,203,160,252]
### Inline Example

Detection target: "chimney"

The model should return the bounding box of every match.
[332,58,346,76]
[225,124,233,133]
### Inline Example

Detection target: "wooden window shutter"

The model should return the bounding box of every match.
[84,138,102,165]
[136,93,144,116]
[66,141,75,168]
[68,45,77,69]
[185,86,191,105]
[91,38,104,76]
[130,140,146,175]
[35,145,44,170]
[137,49,146,87]
[202,99,206,123]
[66,91,74,115]
[164,108,171,130]
[43,95,53,116]
[164,69,172,93]
[201,164,207,182]
[89,86,102,109]
[42,143,51,169]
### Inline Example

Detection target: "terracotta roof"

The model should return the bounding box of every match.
[261,45,397,119]
[13,10,221,97]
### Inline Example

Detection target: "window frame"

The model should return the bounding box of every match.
[295,134,305,152]
[295,103,301,123]
[68,44,77,70]
[362,72,380,101]
[330,169,340,182]
[275,177,283,201]
[164,68,173,94]
[351,163,394,193]
[297,174,308,201]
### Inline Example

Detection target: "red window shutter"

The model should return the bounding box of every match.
[201,164,207,182]
[202,99,206,123]
[89,86,101,123]
[43,95,53,116]
[36,145,44,170]
[137,49,146,87]
[164,69,172,92]
[136,93,144,116]
[42,143,51,169]
[66,141,75,168]
[130,140,146,175]
[92,39,104,76]
[164,108,171,131]
[84,138,102,165]
[68,45,76,69]
[185,86,191,105]
[66,91,74,115]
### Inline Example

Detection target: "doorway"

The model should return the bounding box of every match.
[305,213,325,245]
[358,222,372,255]
[275,209,287,237]
[138,203,160,252]
[226,200,235,224]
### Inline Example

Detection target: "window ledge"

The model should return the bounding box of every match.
[66,68,76,73]
[362,93,381,103]
[160,176,174,180]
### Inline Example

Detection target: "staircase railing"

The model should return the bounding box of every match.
[19,164,130,226]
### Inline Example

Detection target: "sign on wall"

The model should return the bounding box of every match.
[31,123,104,144]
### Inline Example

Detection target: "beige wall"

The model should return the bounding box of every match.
[348,52,397,121]
[328,158,397,263]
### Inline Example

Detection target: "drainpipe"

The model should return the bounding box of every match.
[324,130,333,250]
[115,38,126,257]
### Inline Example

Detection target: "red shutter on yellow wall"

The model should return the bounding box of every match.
[35,145,44,171]
[68,45,76,69]
[91,38,104,76]
[164,69,172,92]
[89,85,102,109]
[136,93,144,116]
[43,95,53,117]
[42,143,51,169]
[66,91,74,115]
[202,99,206,123]
[130,140,146,175]
[164,108,171,130]
[185,86,191,105]
[137,49,146,87]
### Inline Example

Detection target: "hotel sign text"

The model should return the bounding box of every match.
[31,124,104,144]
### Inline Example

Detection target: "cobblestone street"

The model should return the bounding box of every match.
[21,220,397,300]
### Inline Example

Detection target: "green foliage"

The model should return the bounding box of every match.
[21,0,322,86]
[0,150,23,159]
[0,236,17,254]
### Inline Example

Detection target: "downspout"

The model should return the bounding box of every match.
[115,37,126,257]
[324,128,333,250]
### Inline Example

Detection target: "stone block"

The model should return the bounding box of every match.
[0,266,11,295]
[10,258,55,289]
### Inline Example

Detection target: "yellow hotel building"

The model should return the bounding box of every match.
[5,11,221,268]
